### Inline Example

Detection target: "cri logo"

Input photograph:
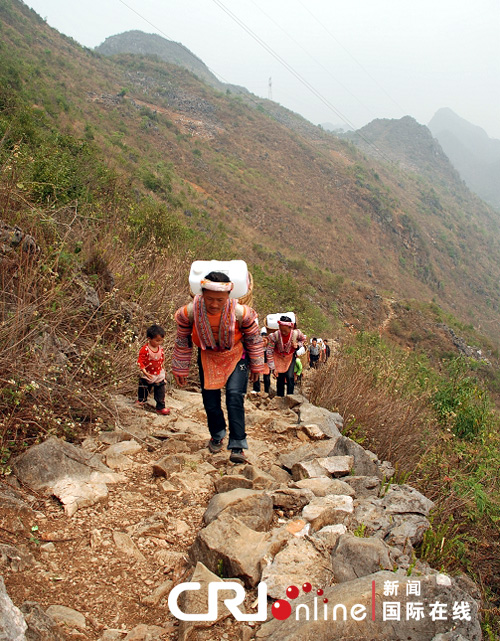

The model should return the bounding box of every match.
[168,581,321,622]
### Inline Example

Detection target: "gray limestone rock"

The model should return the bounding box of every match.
[301,495,354,531]
[214,475,253,493]
[292,477,355,497]
[112,532,147,564]
[313,524,348,550]
[45,604,86,629]
[240,465,279,490]
[11,437,123,516]
[384,514,431,549]
[331,533,395,582]
[0,544,34,572]
[255,570,481,641]
[177,562,241,641]
[0,577,27,641]
[381,484,435,516]
[20,601,66,641]
[189,514,271,587]
[279,439,339,471]
[268,465,292,484]
[271,488,315,511]
[350,497,392,535]
[104,440,142,457]
[298,402,343,438]
[151,454,185,478]
[11,437,115,489]
[316,455,354,477]
[343,475,382,498]
[202,489,274,531]
[261,537,333,599]
[330,435,382,478]
[0,486,37,534]
[291,458,329,481]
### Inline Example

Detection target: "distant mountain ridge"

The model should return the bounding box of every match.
[95,30,248,95]
[428,108,500,210]
[345,115,463,185]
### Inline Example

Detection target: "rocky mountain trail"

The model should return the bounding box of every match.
[1,388,481,640]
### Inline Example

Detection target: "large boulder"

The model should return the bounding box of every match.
[292,478,355,497]
[11,437,123,516]
[202,489,274,531]
[302,495,354,531]
[381,484,434,516]
[261,538,333,599]
[279,440,339,471]
[330,435,382,478]
[298,402,343,438]
[189,514,272,587]
[331,533,396,582]
[0,577,27,641]
[255,570,481,641]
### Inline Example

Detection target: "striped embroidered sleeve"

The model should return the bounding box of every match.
[296,330,307,348]
[172,305,193,377]
[239,306,265,373]
[266,332,278,371]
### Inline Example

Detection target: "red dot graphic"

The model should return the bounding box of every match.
[272,600,292,620]
[317,589,324,596]
[302,582,312,593]
[286,585,300,599]
[323,598,329,604]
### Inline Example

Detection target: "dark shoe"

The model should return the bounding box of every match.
[230,449,247,464]
[208,438,224,453]
[156,408,171,415]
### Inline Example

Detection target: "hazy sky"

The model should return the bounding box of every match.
[23,0,500,138]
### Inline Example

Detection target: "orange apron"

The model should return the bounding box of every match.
[274,351,295,374]
[200,342,244,390]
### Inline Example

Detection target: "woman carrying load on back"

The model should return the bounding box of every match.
[267,316,306,397]
[172,271,265,464]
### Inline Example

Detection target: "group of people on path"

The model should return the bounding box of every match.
[135,270,327,464]
[308,336,330,369]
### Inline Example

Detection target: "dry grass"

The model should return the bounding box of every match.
[308,344,438,474]
[0,180,193,460]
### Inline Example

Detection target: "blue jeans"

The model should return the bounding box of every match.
[198,351,249,450]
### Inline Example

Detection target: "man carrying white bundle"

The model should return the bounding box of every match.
[172,271,265,464]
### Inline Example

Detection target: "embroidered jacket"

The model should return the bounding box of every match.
[267,328,306,371]
[172,299,265,378]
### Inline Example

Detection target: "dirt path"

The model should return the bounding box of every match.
[2,388,301,640]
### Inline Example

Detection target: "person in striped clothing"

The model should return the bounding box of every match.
[172,271,265,464]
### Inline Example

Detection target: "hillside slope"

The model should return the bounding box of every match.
[1,0,500,344]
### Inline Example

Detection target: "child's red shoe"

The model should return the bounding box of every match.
[156,408,171,415]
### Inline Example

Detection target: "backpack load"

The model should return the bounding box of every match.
[265,312,296,330]
[189,260,253,304]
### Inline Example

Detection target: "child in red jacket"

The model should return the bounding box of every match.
[136,325,170,415]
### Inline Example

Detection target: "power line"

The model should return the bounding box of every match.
[295,0,407,115]
[115,0,391,162]
[209,0,392,160]
[247,0,376,122]
[112,0,431,224]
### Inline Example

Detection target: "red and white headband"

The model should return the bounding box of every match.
[278,320,294,328]
[201,279,234,292]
